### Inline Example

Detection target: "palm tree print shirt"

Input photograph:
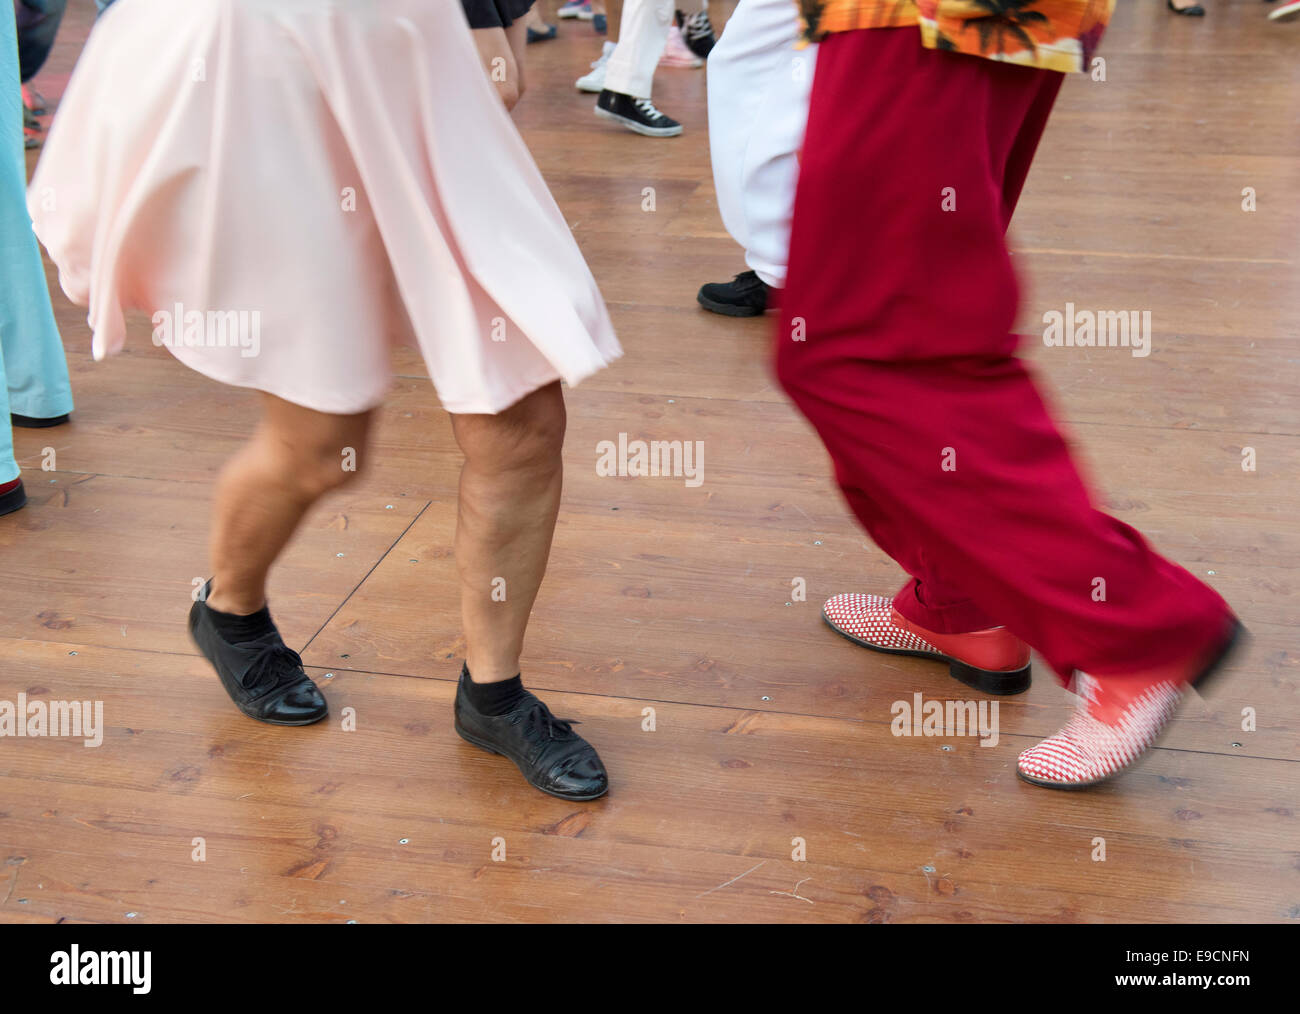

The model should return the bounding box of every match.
[799,0,1115,74]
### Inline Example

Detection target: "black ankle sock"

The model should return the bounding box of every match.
[206,600,276,643]
[462,665,529,716]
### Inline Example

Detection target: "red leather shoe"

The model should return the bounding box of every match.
[822,592,1031,694]
[1017,618,1245,790]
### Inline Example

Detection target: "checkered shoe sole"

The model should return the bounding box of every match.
[822,593,1031,695]
[1017,678,1184,789]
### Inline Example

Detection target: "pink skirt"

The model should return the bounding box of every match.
[29,0,621,415]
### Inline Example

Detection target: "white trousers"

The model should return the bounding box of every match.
[706,0,814,288]
[604,0,674,98]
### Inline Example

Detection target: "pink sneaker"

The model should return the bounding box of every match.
[658,25,703,68]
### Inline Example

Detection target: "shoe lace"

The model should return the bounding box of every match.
[684,12,713,39]
[523,699,579,742]
[634,97,665,120]
[242,640,305,694]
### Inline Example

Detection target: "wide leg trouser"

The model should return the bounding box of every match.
[706,0,813,287]
[776,28,1230,682]
[1,0,73,484]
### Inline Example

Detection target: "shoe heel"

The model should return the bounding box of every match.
[948,659,1031,696]
[454,721,501,756]
[1190,619,1248,696]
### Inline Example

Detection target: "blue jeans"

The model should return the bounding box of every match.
[2,0,73,482]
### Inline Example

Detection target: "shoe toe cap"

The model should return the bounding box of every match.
[823,592,888,627]
[546,750,609,800]
[264,680,329,724]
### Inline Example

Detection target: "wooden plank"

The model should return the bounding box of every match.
[2,0,1295,924]
[0,643,1294,923]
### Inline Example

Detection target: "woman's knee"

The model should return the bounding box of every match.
[452,382,566,472]
[259,397,373,500]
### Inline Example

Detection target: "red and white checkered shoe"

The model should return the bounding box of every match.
[1018,619,1245,790]
[822,592,1031,695]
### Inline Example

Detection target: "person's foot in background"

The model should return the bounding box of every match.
[678,7,716,58]
[21,83,47,116]
[576,40,616,91]
[21,82,46,150]
[659,23,703,68]
[522,3,558,42]
[558,0,593,18]
[595,90,682,136]
[23,107,41,150]
[697,270,772,317]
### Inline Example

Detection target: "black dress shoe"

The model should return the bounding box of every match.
[697,269,770,317]
[454,664,609,801]
[11,412,70,428]
[0,479,26,517]
[188,586,328,725]
[1166,0,1206,14]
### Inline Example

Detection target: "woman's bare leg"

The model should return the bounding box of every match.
[447,381,607,801]
[449,382,564,684]
[505,18,529,99]
[206,394,375,615]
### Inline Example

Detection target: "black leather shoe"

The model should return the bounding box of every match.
[0,479,26,517]
[697,269,770,317]
[454,664,609,801]
[11,412,70,428]
[188,585,328,725]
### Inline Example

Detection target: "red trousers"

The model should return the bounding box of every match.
[776,29,1231,682]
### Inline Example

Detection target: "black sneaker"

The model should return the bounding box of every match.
[697,269,771,317]
[454,664,609,801]
[678,9,716,58]
[188,585,328,725]
[595,89,683,137]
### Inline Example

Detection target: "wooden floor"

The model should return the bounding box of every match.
[1,1,1297,923]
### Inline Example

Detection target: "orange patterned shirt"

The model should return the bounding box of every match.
[799,0,1116,74]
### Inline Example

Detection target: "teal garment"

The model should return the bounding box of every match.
[1,0,73,484]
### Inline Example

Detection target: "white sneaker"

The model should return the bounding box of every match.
[576,41,616,93]
[1269,0,1300,20]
